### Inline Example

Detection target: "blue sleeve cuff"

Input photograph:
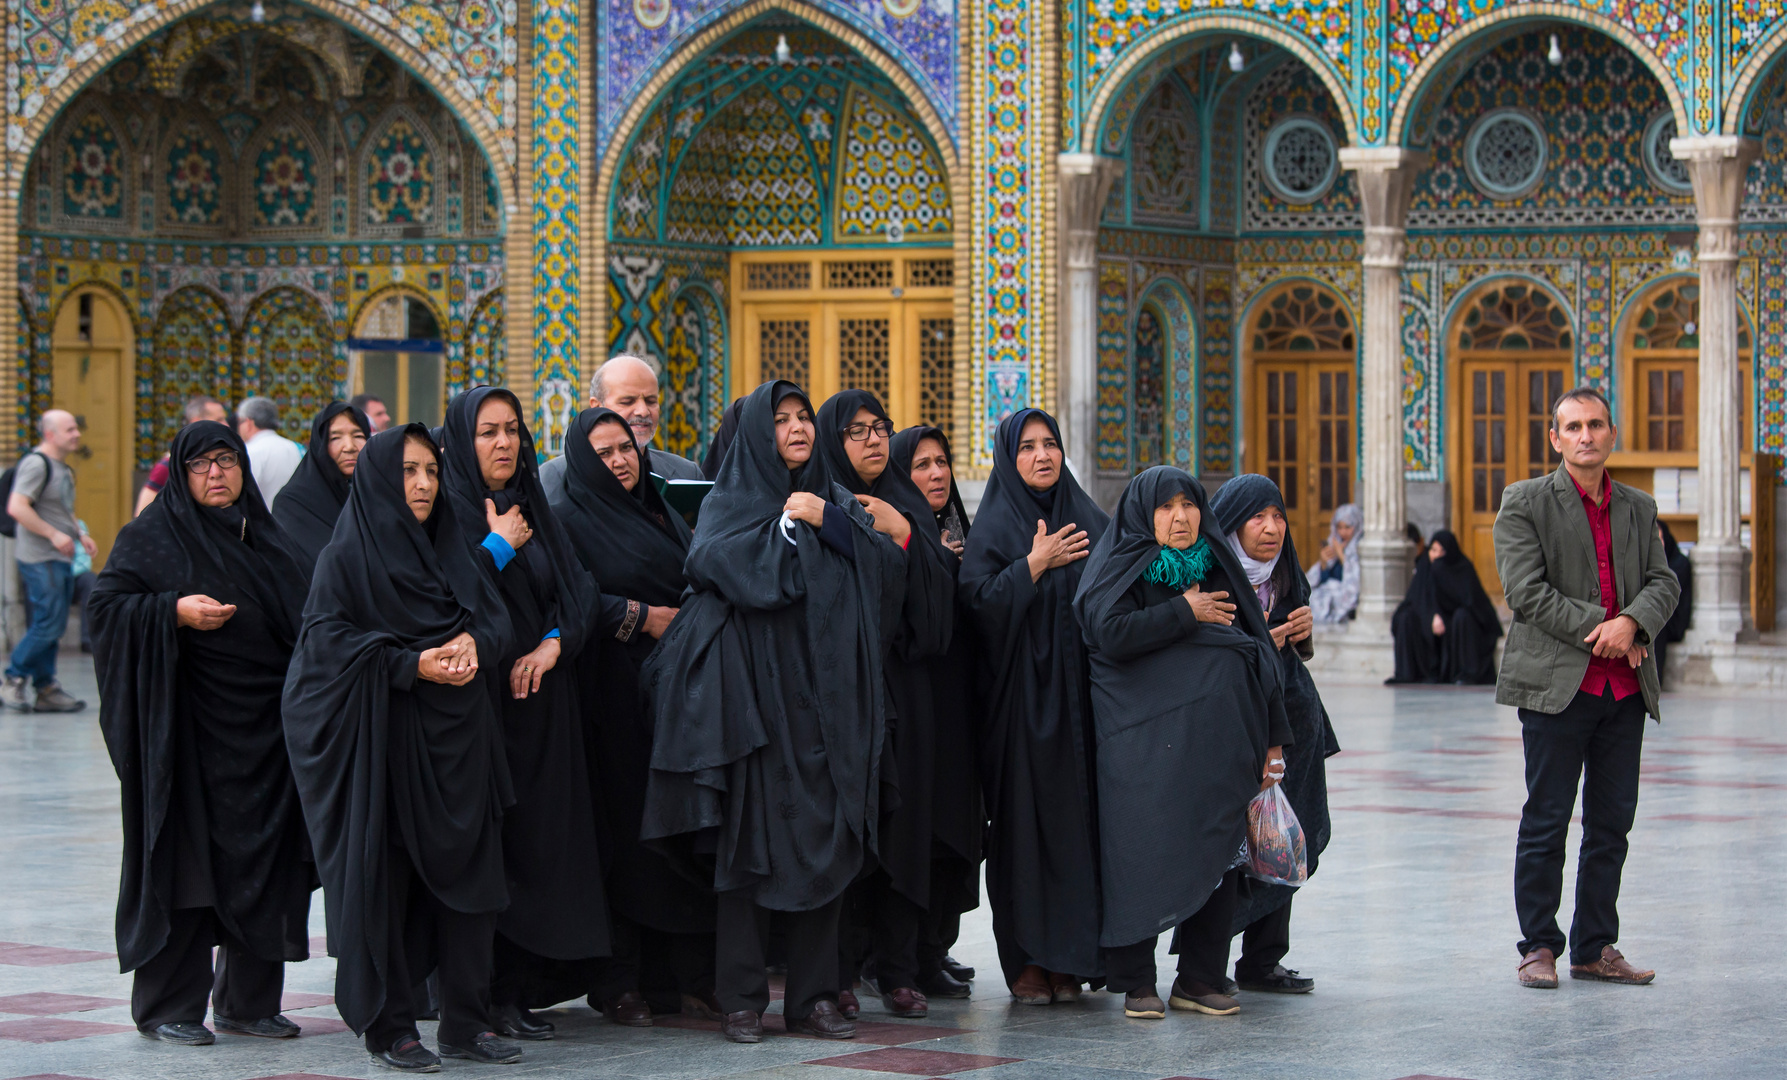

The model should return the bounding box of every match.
[481,532,516,571]
[542,628,560,641]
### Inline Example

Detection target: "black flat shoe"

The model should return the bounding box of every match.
[942,955,975,982]
[785,999,855,1039]
[721,1009,763,1043]
[492,1004,555,1041]
[372,1036,442,1072]
[1236,965,1314,994]
[215,1012,301,1038]
[439,1030,524,1063]
[917,967,972,999]
[140,1021,213,1045]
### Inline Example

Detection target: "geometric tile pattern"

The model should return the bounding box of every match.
[147,285,234,459]
[531,0,581,454]
[164,120,225,225]
[1096,260,1130,472]
[59,109,124,221]
[365,116,434,225]
[464,290,505,391]
[606,243,728,460]
[1244,61,1359,231]
[252,122,320,229]
[242,287,334,442]
[835,86,952,243]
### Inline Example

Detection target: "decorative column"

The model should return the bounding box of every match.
[1674,135,1760,641]
[1056,153,1124,483]
[1339,147,1426,629]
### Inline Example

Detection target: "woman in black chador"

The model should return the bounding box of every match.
[641,380,905,1044]
[547,406,715,1023]
[1074,466,1291,1021]
[806,390,953,1020]
[1209,473,1340,996]
[959,408,1108,1004]
[1388,529,1501,685]
[283,424,519,1069]
[92,421,312,1046]
[888,425,981,1000]
[272,401,370,573]
[437,386,608,1040]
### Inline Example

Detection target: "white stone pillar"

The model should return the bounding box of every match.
[1057,154,1124,485]
[1339,147,1427,628]
[1673,135,1760,641]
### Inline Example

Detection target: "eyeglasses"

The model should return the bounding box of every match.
[844,420,895,441]
[185,451,241,474]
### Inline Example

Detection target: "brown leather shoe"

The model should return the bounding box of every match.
[720,1009,762,1043]
[1048,971,1082,1003]
[837,988,860,1019]
[1168,977,1240,1016]
[1518,948,1559,989]
[1570,946,1655,985]
[600,990,654,1027]
[880,986,928,1018]
[785,999,856,1039]
[681,991,724,1021]
[1010,964,1052,1005]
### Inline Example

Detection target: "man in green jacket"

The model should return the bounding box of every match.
[1493,386,1679,992]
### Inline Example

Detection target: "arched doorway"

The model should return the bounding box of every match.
[1620,278,1754,455]
[351,291,447,430]
[1243,282,1358,560]
[1449,280,1575,595]
[50,287,133,568]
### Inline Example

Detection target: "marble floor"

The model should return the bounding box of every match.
[0,658,1782,1080]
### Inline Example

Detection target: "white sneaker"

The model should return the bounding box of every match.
[2,676,33,712]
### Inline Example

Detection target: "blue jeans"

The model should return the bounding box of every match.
[9,559,71,687]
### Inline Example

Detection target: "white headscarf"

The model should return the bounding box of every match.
[1226,531,1280,611]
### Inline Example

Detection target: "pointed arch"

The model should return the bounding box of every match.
[53,101,133,231]
[243,286,335,441]
[242,110,328,235]
[1135,276,1200,472]
[158,108,234,233]
[359,105,442,234]
[663,280,728,460]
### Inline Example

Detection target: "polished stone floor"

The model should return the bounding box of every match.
[0,657,1782,1080]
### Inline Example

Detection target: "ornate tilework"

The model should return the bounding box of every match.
[242,286,334,441]
[61,109,124,220]
[1080,0,1353,105]
[252,122,318,229]
[1096,260,1129,472]
[365,116,434,225]
[662,284,727,459]
[1757,259,1787,468]
[165,120,223,225]
[614,109,667,241]
[1244,60,1360,231]
[729,85,822,246]
[604,241,729,456]
[1200,269,1235,475]
[1131,304,1163,470]
[834,86,952,243]
[466,290,505,389]
[1142,279,1198,470]
[1400,266,1439,479]
[1130,81,1199,224]
[148,286,233,454]
[533,0,580,454]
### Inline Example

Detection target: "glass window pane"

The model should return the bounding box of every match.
[363,354,398,416]
[406,353,444,429]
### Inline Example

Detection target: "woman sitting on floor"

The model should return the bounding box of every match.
[1387,529,1501,686]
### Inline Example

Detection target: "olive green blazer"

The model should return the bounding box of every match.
[1492,465,1681,719]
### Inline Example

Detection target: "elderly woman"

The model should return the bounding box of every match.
[960,408,1108,1005]
[1209,474,1340,995]
[642,380,905,1044]
[1074,467,1290,1021]
[1306,503,1362,623]
[272,402,371,573]
[92,421,312,1046]
[284,425,518,1070]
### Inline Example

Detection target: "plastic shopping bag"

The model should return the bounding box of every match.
[1245,784,1308,886]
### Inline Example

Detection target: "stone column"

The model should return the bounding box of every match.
[1673,135,1760,641]
[1339,147,1427,629]
[1056,154,1124,486]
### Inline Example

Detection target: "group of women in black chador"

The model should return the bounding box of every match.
[92,380,1337,1070]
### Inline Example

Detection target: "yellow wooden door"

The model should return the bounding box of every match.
[742,304,815,396]
[50,289,133,570]
[1460,360,1566,595]
[1254,360,1354,562]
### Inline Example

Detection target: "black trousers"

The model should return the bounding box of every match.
[840,869,924,991]
[131,906,284,1030]
[364,850,497,1053]
[1234,896,1292,981]
[716,889,841,1021]
[1515,687,1646,965]
[916,856,974,977]
[637,924,718,1013]
[1105,869,1239,994]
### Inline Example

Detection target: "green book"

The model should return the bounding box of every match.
[661,477,714,526]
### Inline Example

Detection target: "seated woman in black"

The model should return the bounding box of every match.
[1388,529,1501,685]
[1074,466,1290,1021]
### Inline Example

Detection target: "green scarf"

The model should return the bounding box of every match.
[1143,537,1216,592]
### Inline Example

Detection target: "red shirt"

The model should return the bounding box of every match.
[144,455,170,493]
[1570,471,1641,700]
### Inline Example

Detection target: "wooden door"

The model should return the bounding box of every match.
[743,304,816,394]
[1254,360,1354,560]
[1460,360,1567,595]
[50,289,133,569]
[829,302,897,411]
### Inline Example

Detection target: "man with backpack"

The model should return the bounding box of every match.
[4,410,93,712]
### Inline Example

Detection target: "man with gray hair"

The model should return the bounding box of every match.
[236,396,302,503]
[539,354,704,500]
[136,396,228,515]
[4,410,94,712]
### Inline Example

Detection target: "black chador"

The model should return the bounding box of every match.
[437,386,608,1028]
[282,424,515,1059]
[92,421,312,1039]
[641,380,904,1035]
[958,408,1108,993]
[1389,528,1502,686]
[272,401,370,574]
[548,406,716,1018]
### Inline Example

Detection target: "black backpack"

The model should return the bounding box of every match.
[0,451,49,539]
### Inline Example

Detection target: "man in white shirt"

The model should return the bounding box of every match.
[539,355,704,500]
[236,396,303,503]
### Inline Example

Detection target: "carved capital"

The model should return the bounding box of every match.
[1670,135,1761,247]
[1339,147,1428,239]
[1361,226,1407,269]
[1058,153,1124,269]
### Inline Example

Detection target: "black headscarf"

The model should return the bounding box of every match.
[1425,530,1500,636]
[806,390,942,550]
[700,395,747,481]
[91,421,310,974]
[281,424,514,1035]
[961,408,1104,606]
[890,425,971,548]
[273,402,371,573]
[555,407,691,607]
[1209,472,1311,621]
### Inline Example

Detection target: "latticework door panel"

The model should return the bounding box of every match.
[759,318,811,388]
[918,317,953,430]
[838,317,890,401]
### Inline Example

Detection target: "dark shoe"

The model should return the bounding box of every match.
[1048,971,1082,1003]
[837,988,860,1020]
[372,1036,442,1072]
[1236,965,1314,994]
[683,991,724,1021]
[720,1009,763,1043]
[942,955,975,981]
[785,999,856,1039]
[1518,947,1559,989]
[1570,945,1655,985]
[1168,977,1240,1016]
[600,990,654,1027]
[917,967,972,999]
[880,986,928,1018]
[214,1012,301,1037]
[33,682,84,712]
[1123,986,1166,1020]
[491,1004,554,1041]
[1010,964,1051,1005]
[139,1021,214,1044]
[439,1030,524,1063]
[1220,977,1240,996]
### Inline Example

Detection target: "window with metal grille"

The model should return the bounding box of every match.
[825,260,894,290]
[745,262,811,291]
[904,259,954,289]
